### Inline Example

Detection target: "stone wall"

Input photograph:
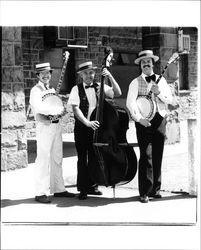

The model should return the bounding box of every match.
[22,27,45,110]
[65,27,142,133]
[183,27,198,89]
[179,89,198,120]
[22,27,45,138]
[75,27,142,81]
[26,26,143,137]
[1,27,27,171]
[58,95,75,134]
[25,26,198,142]
[2,26,198,171]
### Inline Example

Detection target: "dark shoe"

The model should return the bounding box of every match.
[35,195,51,203]
[149,193,162,199]
[139,195,149,203]
[87,190,103,196]
[78,192,88,200]
[54,191,75,198]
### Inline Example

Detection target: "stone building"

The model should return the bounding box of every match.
[1,26,198,171]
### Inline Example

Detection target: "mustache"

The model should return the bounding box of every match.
[143,64,151,68]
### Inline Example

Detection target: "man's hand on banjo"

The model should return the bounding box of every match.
[139,118,151,127]
[150,83,160,95]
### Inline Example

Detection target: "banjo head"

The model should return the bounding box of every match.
[42,94,64,115]
[136,96,156,120]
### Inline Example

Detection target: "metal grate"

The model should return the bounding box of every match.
[182,35,190,52]
[178,30,190,53]
[57,26,74,40]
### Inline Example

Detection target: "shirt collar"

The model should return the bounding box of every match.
[83,82,94,88]
[38,81,49,90]
[141,71,154,79]
[141,71,154,80]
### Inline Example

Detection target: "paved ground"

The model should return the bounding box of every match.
[1,121,199,250]
[2,157,196,225]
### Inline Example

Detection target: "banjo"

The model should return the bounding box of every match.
[42,51,70,121]
[136,52,180,121]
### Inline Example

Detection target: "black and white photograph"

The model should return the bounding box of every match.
[1,1,200,250]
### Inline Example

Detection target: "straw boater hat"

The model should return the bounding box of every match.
[134,50,159,65]
[35,62,54,73]
[77,61,97,74]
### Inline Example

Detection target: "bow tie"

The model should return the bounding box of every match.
[44,84,49,90]
[145,74,156,83]
[85,84,95,89]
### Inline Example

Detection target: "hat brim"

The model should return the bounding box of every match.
[77,66,97,74]
[35,69,54,73]
[135,55,159,65]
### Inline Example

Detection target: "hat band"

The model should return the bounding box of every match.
[138,53,153,58]
[78,65,94,72]
[36,67,52,71]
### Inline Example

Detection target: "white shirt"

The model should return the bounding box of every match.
[30,81,62,117]
[126,72,173,122]
[68,82,113,120]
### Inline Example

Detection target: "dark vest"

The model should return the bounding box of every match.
[74,82,98,125]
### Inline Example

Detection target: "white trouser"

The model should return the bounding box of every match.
[35,121,66,196]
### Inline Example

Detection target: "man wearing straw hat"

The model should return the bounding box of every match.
[126,50,173,203]
[29,62,75,203]
[68,59,122,200]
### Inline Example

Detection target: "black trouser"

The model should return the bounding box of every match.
[135,112,166,196]
[74,122,97,192]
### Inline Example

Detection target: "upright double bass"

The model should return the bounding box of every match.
[89,48,137,195]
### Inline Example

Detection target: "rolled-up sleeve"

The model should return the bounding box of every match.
[157,76,173,104]
[68,86,80,106]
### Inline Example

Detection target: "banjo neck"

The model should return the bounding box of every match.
[155,62,170,85]
[147,63,169,97]
[148,52,180,96]
[55,51,70,95]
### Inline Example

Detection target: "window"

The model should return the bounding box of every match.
[58,26,74,40]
